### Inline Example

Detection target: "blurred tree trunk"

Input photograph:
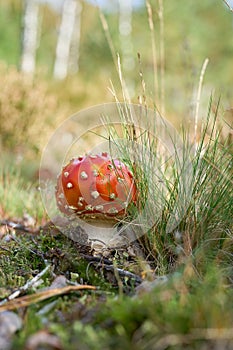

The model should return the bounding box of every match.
[119,0,134,71]
[53,0,81,80]
[68,1,82,75]
[20,0,39,74]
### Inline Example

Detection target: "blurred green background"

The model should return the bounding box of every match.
[0,0,232,177]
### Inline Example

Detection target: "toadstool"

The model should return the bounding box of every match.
[55,152,137,246]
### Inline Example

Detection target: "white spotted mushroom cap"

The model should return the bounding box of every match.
[55,153,137,221]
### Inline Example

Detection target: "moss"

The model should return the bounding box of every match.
[10,266,232,350]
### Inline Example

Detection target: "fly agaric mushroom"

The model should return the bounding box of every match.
[55,152,136,227]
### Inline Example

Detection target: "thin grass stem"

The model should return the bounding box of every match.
[158,0,165,116]
[146,1,159,105]
[194,58,209,152]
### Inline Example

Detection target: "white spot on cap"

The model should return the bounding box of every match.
[110,193,116,199]
[93,169,99,177]
[80,171,88,179]
[108,207,118,214]
[91,191,99,199]
[67,182,73,189]
[78,197,84,207]
[64,171,69,177]
[95,205,104,211]
[85,205,93,211]
[69,205,77,210]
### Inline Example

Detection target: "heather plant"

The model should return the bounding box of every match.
[0,64,68,161]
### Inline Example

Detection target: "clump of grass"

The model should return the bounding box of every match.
[99,94,232,277]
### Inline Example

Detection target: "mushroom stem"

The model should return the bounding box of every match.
[81,219,117,246]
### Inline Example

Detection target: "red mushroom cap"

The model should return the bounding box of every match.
[55,152,136,220]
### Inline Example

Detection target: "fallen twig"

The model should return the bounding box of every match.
[0,265,51,306]
[81,255,143,284]
[82,254,143,283]
[0,284,96,312]
[104,265,143,284]
[80,254,113,265]
[0,219,30,232]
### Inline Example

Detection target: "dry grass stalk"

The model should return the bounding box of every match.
[146,1,159,105]
[194,58,209,151]
[158,0,165,117]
